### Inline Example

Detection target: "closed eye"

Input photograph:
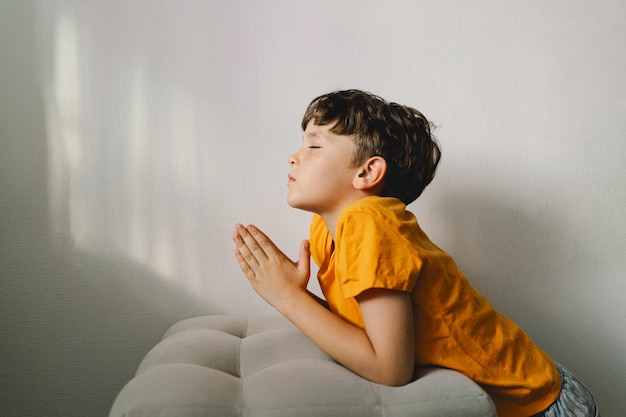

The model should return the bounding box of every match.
[308,146,321,149]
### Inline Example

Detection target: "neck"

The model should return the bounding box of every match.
[320,213,339,241]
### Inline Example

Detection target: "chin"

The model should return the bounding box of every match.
[287,197,312,213]
[287,200,303,210]
[286,196,298,209]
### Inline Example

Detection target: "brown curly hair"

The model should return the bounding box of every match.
[301,90,441,205]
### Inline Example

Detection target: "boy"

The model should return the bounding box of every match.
[233,90,598,417]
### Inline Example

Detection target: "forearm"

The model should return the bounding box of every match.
[279,290,413,386]
[307,290,329,309]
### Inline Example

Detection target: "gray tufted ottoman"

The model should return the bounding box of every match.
[109,315,496,417]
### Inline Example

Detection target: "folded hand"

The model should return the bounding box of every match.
[233,224,311,311]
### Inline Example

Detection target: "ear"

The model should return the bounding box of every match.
[353,156,387,191]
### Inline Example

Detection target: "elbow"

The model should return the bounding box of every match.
[376,375,412,387]
[371,367,414,387]
[386,374,413,387]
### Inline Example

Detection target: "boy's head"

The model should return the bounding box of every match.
[301,89,441,205]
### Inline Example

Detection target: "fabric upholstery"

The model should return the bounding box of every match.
[110,315,496,417]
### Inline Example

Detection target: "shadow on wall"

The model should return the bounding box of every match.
[0,3,214,416]
[1,243,213,417]
[419,182,614,414]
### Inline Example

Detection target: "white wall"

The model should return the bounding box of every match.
[1,0,624,415]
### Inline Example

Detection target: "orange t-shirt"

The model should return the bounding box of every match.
[310,196,561,417]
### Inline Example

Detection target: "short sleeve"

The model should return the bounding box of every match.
[335,210,422,299]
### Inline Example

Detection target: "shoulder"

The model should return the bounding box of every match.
[335,197,424,296]
[338,196,415,237]
[343,196,406,216]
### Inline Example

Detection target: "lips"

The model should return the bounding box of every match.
[288,174,295,183]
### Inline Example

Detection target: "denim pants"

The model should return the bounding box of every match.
[536,364,599,417]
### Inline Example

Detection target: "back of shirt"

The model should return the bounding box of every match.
[310,196,561,417]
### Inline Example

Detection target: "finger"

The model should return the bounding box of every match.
[234,247,256,280]
[233,228,261,269]
[237,224,270,260]
[246,224,287,259]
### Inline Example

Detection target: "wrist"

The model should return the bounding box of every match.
[277,288,311,317]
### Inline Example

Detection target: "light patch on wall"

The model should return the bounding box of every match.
[45,8,85,249]
[42,4,211,298]
[127,64,150,265]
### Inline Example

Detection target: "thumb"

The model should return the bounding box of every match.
[297,240,311,274]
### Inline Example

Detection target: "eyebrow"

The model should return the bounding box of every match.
[303,131,320,141]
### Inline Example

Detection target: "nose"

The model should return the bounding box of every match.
[288,151,297,165]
